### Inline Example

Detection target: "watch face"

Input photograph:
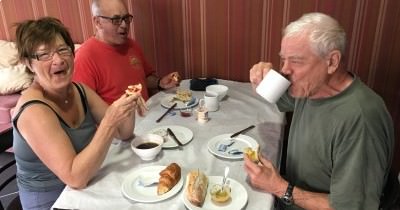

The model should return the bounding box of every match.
[282,195,293,205]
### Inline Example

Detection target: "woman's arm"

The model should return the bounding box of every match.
[83,84,136,140]
[16,86,137,188]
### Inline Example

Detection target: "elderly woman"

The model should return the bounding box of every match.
[12,17,140,209]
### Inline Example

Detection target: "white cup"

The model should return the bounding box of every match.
[256,69,291,103]
[203,91,219,112]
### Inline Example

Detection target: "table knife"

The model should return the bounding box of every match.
[230,125,256,138]
[167,128,184,149]
[156,103,177,123]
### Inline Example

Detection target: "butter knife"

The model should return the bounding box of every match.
[167,128,184,149]
[156,103,177,123]
[230,125,256,138]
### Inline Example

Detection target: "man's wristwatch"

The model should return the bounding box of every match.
[281,182,294,205]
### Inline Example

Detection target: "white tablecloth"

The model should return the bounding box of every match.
[52,79,286,210]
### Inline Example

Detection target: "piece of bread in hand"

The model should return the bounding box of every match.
[244,146,260,163]
[172,73,180,82]
[125,84,142,95]
[125,84,149,116]
[186,170,208,207]
[157,163,181,195]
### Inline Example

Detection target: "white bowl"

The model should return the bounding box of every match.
[131,134,163,160]
[206,84,228,101]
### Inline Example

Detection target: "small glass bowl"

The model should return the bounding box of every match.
[210,184,231,203]
[180,108,192,117]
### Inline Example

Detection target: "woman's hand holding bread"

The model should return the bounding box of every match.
[125,84,149,116]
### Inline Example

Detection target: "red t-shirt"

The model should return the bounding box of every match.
[73,37,154,104]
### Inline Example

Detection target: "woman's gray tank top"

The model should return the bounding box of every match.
[12,83,97,191]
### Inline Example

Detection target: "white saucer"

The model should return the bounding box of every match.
[148,125,194,148]
[207,134,259,159]
[121,165,184,203]
[160,94,199,110]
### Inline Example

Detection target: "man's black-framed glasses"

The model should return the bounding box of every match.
[32,46,73,61]
[97,14,133,25]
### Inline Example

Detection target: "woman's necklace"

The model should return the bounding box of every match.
[42,85,72,105]
[63,87,72,104]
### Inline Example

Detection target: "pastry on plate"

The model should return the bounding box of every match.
[157,163,181,195]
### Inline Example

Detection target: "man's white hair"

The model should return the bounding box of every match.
[91,0,102,16]
[283,12,346,58]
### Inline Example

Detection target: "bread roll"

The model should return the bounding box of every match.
[126,84,142,95]
[157,163,181,195]
[186,170,208,207]
[244,146,260,163]
[125,84,149,116]
[172,73,180,82]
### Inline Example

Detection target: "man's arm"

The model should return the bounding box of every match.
[288,185,333,210]
[244,156,333,210]
[146,72,180,96]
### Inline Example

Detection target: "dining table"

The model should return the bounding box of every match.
[51,79,286,210]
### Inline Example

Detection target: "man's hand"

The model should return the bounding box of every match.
[159,72,180,89]
[244,154,287,197]
[249,62,273,90]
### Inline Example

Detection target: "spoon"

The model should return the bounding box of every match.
[222,166,230,186]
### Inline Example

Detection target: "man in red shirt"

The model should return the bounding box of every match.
[73,0,179,104]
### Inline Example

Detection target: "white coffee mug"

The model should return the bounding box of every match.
[256,69,291,103]
[203,91,219,112]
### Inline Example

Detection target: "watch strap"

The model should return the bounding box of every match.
[281,182,294,205]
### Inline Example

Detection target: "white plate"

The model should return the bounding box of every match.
[182,176,248,210]
[121,165,184,203]
[148,125,194,148]
[207,134,259,159]
[161,94,199,110]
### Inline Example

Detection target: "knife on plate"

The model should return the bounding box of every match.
[167,128,184,149]
[230,125,256,138]
[156,103,177,123]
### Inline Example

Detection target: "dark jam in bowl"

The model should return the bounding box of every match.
[180,110,192,117]
[137,142,159,149]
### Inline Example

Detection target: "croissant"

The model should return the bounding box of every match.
[157,163,181,195]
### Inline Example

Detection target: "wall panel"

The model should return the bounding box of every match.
[0,0,399,172]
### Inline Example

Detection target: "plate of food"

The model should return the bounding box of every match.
[182,170,248,210]
[207,134,259,160]
[148,125,194,148]
[121,163,183,203]
[160,89,198,110]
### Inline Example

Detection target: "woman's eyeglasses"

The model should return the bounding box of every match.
[32,47,72,61]
[97,14,133,25]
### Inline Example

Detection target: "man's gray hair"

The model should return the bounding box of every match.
[91,0,101,16]
[283,12,346,58]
